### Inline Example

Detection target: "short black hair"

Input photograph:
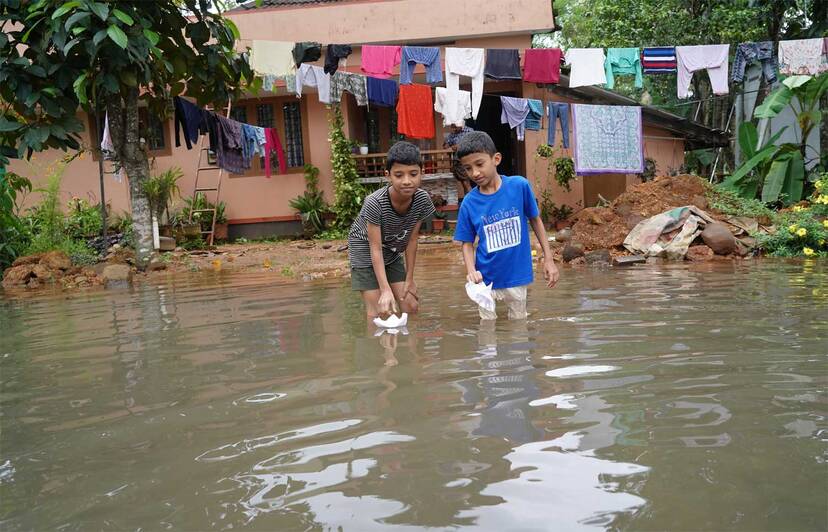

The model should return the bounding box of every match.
[456,131,497,159]
[386,141,422,170]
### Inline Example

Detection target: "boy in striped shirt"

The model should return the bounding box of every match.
[348,142,436,319]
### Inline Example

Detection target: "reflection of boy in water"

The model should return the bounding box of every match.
[443,122,475,196]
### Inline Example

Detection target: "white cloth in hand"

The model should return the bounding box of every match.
[373,313,408,328]
[465,281,495,313]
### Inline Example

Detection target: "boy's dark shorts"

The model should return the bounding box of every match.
[351,256,406,291]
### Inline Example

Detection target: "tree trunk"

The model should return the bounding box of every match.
[106,85,153,270]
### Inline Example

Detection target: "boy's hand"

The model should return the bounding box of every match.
[467,271,484,284]
[378,289,398,315]
[543,259,559,288]
[403,280,419,313]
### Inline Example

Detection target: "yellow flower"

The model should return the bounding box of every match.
[816,180,825,190]
[788,224,798,233]
[796,228,807,237]
[803,247,815,256]
[818,195,828,205]
[792,205,804,212]
[819,239,826,246]
[823,220,828,229]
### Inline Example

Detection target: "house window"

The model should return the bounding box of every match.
[366,108,380,153]
[88,109,171,158]
[282,101,304,168]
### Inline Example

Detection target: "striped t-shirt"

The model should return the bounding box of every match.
[348,186,436,269]
[642,47,677,73]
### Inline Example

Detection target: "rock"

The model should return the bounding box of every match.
[74,276,88,284]
[2,265,35,287]
[569,256,586,266]
[112,243,121,250]
[686,245,715,262]
[159,237,176,252]
[692,195,708,210]
[701,223,737,255]
[11,254,43,267]
[102,264,133,287]
[585,249,612,264]
[40,251,71,271]
[296,242,314,249]
[646,256,664,265]
[587,211,606,225]
[27,278,41,289]
[174,246,185,253]
[147,257,167,272]
[562,242,585,263]
[554,228,572,243]
[322,243,332,249]
[31,264,53,280]
[613,255,646,266]
[336,244,349,252]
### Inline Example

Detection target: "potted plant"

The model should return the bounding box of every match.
[359,144,369,155]
[289,164,329,238]
[553,156,576,192]
[143,167,183,235]
[213,201,228,240]
[539,190,556,228]
[432,210,447,232]
[551,204,573,230]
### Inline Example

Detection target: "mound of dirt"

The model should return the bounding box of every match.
[2,251,105,290]
[569,174,712,251]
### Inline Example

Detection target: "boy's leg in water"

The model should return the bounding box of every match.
[503,286,528,320]
[361,289,381,320]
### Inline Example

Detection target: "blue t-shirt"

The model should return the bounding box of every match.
[454,175,540,289]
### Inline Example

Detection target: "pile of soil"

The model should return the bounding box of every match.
[2,251,104,290]
[569,174,711,251]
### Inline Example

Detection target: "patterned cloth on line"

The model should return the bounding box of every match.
[641,47,677,74]
[330,71,368,106]
[572,104,643,174]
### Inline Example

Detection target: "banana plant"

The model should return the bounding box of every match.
[722,73,827,205]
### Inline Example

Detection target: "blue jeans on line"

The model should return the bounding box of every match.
[547,102,570,149]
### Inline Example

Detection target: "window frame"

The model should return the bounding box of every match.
[86,109,172,160]
[226,95,311,178]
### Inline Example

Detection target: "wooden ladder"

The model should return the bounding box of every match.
[188,99,232,246]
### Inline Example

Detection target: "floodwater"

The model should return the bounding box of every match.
[1,253,826,531]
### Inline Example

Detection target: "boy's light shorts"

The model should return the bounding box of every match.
[479,284,528,320]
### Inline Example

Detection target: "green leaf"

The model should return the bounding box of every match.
[28,65,46,77]
[761,155,789,203]
[142,29,160,46]
[64,10,90,31]
[107,25,128,49]
[63,37,81,55]
[72,26,85,35]
[780,151,805,205]
[224,18,240,40]
[754,85,793,119]
[0,116,22,132]
[738,122,758,159]
[93,28,107,46]
[88,2,109,21]
[51,1,81,20]
[721,145,778,189]
[24,92,39,107]
[73,72,88,104]
[119,70,137,87]
[782,75,811,90]
[112,8,134,26]
[803,73,828,104]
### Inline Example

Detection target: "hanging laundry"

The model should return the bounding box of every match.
[173,96,207,150]
[396,84,435,139]
[605,48,643,89]
[366,77,398,107]
[565,48,607,88]
[675,44,730,98]
[641,47,677,74]
[324,44,353,75]
[205,112,220,159]
[399,46,442,85]
[264,128,287,178]
[215,116,246,175]
[571,104,643,174]
[547,102,570,149]
[251,126,267,157]
[251,40,295,77]
[330,71,368,106]
[525,99,543,131]
[262,73,297,94]
[484,49,522,80]
[292,42,322,67]
[361,45,402,79]
[732,41,777,84]
[778,38,828,76]
[240,124,261,170]
[523,48,563,84]
[434,86,471,127]
[100,112,114,154]
[295,64,332,104]
[500,96,530,141]
[445,47,485,120]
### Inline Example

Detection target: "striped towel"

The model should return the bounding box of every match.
[642,47,677,73]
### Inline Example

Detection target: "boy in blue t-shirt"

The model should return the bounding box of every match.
[453,131,559,319]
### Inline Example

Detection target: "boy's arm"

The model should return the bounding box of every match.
[367,222,397,314]
[403,220,423,299]
[462,242,483,283]
[529,216,560,288]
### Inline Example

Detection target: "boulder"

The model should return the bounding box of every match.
[613,255,646,266]
[159,237,176,252]
[40,251,71,271]
[11,254,43,267]
[585,249,612,265]
[102,264,133,287]
[701,223,737,255]
[554,228,572,243]
[147,257,167,272]
[692,195,709,210]
[562,242,585,263]
[2,265,35,287]
[686,245,715,262]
